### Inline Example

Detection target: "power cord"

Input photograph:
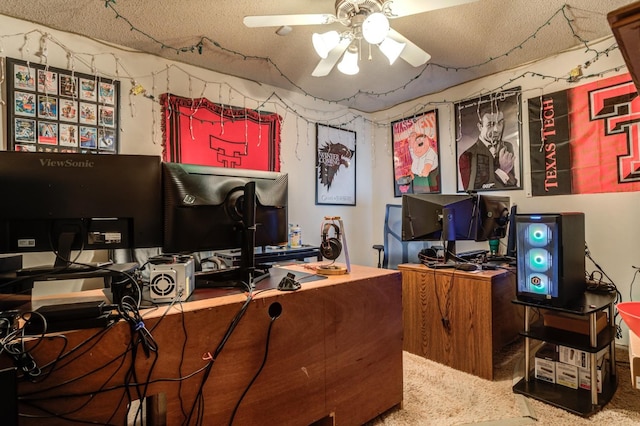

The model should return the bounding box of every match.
[228,306,280,425]
[585,242,622,338]
[1,311,47,380]
[186,293,254,424]
[117,295,157,358]
[430,269,453,333]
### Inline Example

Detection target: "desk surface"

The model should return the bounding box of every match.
[398,262,514,280]
[31,262,393,313]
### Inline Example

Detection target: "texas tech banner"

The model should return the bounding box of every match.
[528,73,640,196]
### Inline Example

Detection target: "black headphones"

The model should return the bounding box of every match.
[320,222,342,260]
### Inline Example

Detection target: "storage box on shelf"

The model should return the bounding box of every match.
[512,291,618,417]
[534,343,557,383]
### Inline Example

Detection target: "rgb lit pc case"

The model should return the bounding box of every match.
[515,213,586,307]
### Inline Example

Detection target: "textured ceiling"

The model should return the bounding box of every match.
[0,0,635,112]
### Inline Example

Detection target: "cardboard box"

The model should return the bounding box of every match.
[535,358,555,383]
[534,343,557,383]
[578,364,604,393]
[558,345,607,369]
[543,310,608,335]
[629,329,640,389]
[556,362,579,389]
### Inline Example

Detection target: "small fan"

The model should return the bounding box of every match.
[244,0,477,76]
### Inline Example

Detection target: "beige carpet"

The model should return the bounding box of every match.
[367,339,640,425]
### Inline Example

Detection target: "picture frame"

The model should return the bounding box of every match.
[315,123,356,206]
[391,109,441,197]
[6,57,120,153]
[455,88,522,192]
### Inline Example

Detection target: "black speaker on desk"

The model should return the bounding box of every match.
[515,213,585,307]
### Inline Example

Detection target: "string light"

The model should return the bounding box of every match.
[151,71,158,145]
[0,6,629,161]
[0,57,5,105]
[98,2,617,105]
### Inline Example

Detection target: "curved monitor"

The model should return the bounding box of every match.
[162,162,288,254]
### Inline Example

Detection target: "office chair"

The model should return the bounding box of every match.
[372,204,429,269]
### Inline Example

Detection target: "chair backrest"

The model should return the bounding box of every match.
[382,204,428,269]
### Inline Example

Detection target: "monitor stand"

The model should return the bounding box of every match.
[195,181,270,291]
[15,231,109,277]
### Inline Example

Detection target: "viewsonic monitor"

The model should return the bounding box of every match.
[0,151,163,272]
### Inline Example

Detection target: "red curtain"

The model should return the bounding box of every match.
[160,94,281,171]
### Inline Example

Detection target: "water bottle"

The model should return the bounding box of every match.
[290,224,302,248]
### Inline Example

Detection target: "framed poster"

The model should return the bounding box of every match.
[315,123,356,206]
[391,109,440,197]
[6,57,120,153]
[455,88,522,192]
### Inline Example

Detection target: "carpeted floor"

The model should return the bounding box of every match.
[367,338,640,425]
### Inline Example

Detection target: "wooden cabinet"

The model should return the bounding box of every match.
[9,264,403,425]
[398,263,521,380]
[512,292,618,417]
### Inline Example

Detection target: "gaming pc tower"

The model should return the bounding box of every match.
[515,213,586,307]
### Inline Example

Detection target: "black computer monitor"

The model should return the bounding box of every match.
[0,151,163,272]
[162,162,288,287]
[401,194,476,262]
[474,194,510,241]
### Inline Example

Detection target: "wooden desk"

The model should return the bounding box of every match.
[398,263,521,380]
[7,264,402,425]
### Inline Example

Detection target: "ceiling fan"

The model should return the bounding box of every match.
[243,0,478,77]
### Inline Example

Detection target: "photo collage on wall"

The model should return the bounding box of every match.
[7,58,120,154]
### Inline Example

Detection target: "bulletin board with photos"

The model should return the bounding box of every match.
[6,57,120,154]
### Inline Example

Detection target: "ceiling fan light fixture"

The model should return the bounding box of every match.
[337,47,359,75]
[276,25,293,36]
[378,37,406,65]
[312,30,341,59]
[362,12,389,45]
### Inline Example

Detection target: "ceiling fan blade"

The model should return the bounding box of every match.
[384,0,478,18]
[388,29,431,67]
[243,14,337,28]
[312,39,350,77]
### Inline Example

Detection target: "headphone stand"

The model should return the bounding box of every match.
[317,216,351,275]
[316,264,348,275]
